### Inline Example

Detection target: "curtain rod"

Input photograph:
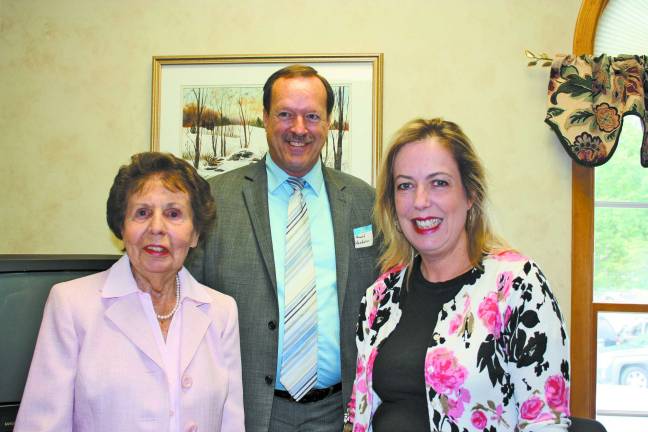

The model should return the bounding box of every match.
[525,49,552,67]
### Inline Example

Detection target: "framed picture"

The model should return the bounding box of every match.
[151,54,383,184]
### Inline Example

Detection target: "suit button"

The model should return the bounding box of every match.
[268,320,277,330]
[265,375,273,385]
[182,375,193,389]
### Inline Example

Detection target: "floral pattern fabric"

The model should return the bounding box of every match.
[344,252,571,432]
[545,54,648,167]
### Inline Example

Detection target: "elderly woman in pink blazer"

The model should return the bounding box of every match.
[15,152,244,432]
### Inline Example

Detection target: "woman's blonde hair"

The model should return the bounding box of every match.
[374,118,503,272]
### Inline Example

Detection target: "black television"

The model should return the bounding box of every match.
[0,255,119,432]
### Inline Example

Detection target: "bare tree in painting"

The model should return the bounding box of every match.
[219,96,230,157]
[203,107,219,161]
[237,96,252,148]
[202,90,219,160]
[190,88,207,168]
[328,86,348,170]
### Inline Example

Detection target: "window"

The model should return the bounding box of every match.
[571,1,648,430]
[593,117,648,431]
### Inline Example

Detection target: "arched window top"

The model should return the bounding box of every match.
[595,0,648,54]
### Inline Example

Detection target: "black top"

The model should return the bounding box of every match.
[372,257,475,432]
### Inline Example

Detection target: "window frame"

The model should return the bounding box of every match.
[570,0,648,418]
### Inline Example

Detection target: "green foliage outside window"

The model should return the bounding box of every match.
[594,115,648,299]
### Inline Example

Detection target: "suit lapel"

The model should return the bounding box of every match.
[105,295,164,370]
[324,168,352,311]
[241,160,277,291]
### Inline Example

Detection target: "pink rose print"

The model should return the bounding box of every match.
[533,412,558,423]
[372,281,387,300]
[492,250,526,262]
[520,396,545,420]
[478,292,502,337]
[449,296,471,335]
[367,268,402,327]
[354,357,367,394]
[425,348,468,394]
[471,410,487,429]
[367,307,378,329]
[449,314,462,335]
[374,266,404,297]
[490,403,504,423]
[346,385,357,422]
[447,388,471,420]
[503,306,512,327]
[353,425,366,432]
[447,398,463,420]
[461,295,471,313]
[496,271,513,299]
[368,281,387,328]
[545,375,570,415]
[366,348,379,386]
[355,356,365,376]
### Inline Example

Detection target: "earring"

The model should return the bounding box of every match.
[466,208,474,227]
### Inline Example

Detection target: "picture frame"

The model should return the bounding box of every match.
[151,54,383,184]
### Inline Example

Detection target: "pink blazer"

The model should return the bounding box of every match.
[15,255,244,432]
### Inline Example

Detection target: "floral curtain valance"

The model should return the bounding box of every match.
[545,54,648,168]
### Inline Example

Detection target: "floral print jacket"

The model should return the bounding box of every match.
[344,251,570,432]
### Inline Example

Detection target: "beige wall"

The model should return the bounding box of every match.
[0,0,581,321]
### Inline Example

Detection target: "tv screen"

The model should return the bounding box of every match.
[0,255,118,432]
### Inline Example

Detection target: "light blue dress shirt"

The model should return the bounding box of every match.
[266,156,341,390]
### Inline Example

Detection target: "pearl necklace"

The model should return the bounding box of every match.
[156,274,181,321]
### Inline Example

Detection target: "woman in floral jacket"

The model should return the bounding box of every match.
[344,118,570,432]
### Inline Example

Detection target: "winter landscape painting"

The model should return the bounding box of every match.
[151,54,383,184]
[181,84,350,180]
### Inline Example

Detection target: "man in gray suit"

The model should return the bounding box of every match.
[187,65,380,432]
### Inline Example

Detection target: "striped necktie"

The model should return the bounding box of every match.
[280,177,318,400]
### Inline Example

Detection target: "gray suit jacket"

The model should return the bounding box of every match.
[187,159,380,432]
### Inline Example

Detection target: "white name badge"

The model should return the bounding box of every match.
[353,225,373,249]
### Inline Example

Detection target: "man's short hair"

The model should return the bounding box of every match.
[262,64,335,117]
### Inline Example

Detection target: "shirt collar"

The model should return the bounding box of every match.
[102,254,212,304]
[265,154,324,197]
